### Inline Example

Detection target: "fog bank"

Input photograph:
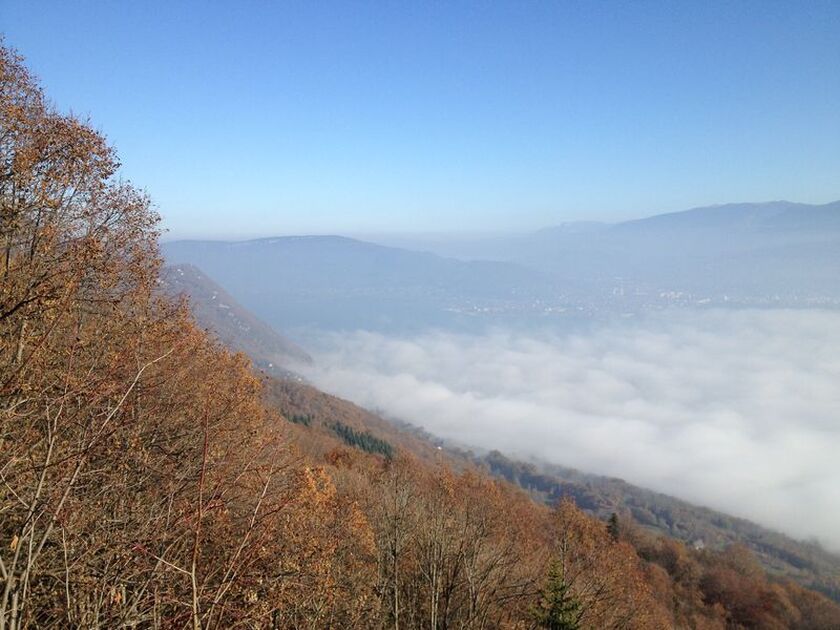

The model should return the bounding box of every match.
[302,309,840,549]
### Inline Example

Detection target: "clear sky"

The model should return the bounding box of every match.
[3,1,839,237]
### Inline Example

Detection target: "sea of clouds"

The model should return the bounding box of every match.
[301,309,840,549]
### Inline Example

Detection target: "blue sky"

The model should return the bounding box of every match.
[3,1,839,237]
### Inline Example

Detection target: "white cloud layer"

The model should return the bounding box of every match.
[302,309,840,549]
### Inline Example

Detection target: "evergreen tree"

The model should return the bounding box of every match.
[607,512,621,542]
[533,560,582,630]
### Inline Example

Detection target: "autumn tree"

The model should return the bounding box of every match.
[0,41,372,630]
[546,500,671,629]
[1,40,162,628]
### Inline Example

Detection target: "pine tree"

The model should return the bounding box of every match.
[607,512,620,542]
[532,560,582,630]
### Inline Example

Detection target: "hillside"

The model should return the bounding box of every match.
[262,374,840,605]
[170,263,840,605]
[477,451,840,601]
[251,374,840,627]
[159,263,311,372]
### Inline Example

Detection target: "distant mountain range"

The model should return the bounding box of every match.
[505,200,840,299]
[163,200,840,333]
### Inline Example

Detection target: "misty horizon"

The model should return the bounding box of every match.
[159,198,840,242]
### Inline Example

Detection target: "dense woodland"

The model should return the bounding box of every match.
[3,43,840,629]
[475,453,840,603]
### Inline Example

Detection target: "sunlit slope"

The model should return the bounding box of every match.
[159,263,311,369]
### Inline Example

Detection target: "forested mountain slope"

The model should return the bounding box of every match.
[158,263,311,372]
[175,260,840,607]
[478,451,840,601]
[261,375,840,628]
[263,374,840,603]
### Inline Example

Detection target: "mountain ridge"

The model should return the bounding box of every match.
[159,263,311,370]
[614,200,840,233]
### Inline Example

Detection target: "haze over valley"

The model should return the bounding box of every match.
[163,199,840,550]
[164,200,840,334]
